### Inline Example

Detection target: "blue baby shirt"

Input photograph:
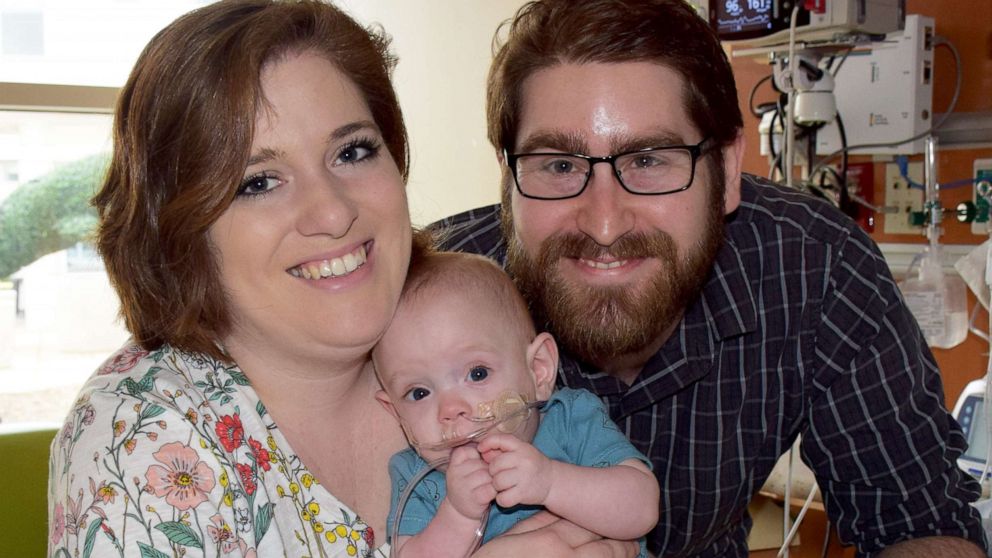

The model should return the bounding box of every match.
[386,387,651,555]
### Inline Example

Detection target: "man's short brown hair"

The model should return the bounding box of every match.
[487,0,742,174]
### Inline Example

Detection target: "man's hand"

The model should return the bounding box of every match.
[472,514,640,558]
[478,433,554,508]
[445,444,496,520]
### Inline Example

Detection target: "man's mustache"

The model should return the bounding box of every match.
[538,231,674,262]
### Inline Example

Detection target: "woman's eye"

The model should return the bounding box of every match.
[405,387,430,401]
[336,138,381,166]
[237,174,280,197]
[468,366,489,382]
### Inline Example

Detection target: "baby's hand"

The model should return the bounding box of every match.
[445,444,496,521]
[477,434,553,508]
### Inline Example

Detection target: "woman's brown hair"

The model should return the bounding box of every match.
[94,0,408,361]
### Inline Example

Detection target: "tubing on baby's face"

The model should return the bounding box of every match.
[403,390,536,453]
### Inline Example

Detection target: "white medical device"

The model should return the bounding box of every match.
[952,379,992,481]
[702,0,904,46]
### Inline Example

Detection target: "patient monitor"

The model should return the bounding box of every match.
[953,379,992,481]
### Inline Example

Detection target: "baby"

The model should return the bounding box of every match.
[372,250,659,558]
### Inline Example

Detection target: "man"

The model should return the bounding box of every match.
[436,0,988,556]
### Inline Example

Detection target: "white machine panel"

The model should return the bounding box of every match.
[816,14,934,155]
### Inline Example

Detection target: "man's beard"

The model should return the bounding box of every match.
[502,176,726,369]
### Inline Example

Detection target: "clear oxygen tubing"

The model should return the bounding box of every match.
[924,135,941,249]
[783,4,801,194]
[390,393,546,558]
[781,7,801,555]
[776,486,820,557]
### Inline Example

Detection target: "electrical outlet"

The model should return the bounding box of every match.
[883,162,924,235]
[972,158,992,235]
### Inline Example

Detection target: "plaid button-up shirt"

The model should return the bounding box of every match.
[434,173,986,557]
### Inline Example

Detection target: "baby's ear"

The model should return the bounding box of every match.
[374,390,399,420]
[527,332,559,400]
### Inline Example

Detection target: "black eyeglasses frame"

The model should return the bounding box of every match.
[504,137,714,201]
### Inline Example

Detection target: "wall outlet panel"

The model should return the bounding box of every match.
[973,158,992,236]
[884,162,924,235]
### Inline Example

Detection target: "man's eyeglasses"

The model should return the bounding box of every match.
[504,137,713,200]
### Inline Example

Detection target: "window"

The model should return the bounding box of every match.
[0,1,208,426]
[1,11,42,56]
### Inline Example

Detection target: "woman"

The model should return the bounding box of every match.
[49,3,411,556]
[48,2,636,556]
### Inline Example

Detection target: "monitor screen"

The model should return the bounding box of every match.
[714,0,775,37]
[710,0,814,42]
[963,398,990,464]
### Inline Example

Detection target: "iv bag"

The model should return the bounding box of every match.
[899,247,969,349]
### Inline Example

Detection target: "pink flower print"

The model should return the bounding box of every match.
[208,514,239,554]
[59,422,73,444]
[97,345,150,375]
[95,481,117,504]
[64,490,84,536]
[81,405,96,425]
[50,502,65,545]
[145,442,217,511]
[248,438,271,471]
[235,463,257,496]
[215,414,244,453]
[238,542,257,558]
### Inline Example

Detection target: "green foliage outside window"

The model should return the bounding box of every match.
[0,153,109,279]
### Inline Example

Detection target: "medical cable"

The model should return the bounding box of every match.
[783,4,801,193]
[747,74,775,118]
[968,301,989,342]
[390,394,546,558]
[776,486,820,557]
[782,9,801,553]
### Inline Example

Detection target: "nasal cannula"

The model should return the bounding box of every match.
[390,391,546,558]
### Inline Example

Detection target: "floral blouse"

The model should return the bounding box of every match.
[48,342,386,558]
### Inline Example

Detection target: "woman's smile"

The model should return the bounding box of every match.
[289,242,370,280]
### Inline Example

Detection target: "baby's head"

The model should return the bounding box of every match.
[372,250,558,464]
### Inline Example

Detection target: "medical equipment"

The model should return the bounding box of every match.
[398,391,543,452]
[957,159,992,235]
[815,14,934,156]
[740,9,963,550]
[952,379,992,483]
[705,0,904,45]
[950,192,992,543]
[739,8,959,221]
[391,391,546,558]
[899,246,970,348]
[897,137,969,349]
